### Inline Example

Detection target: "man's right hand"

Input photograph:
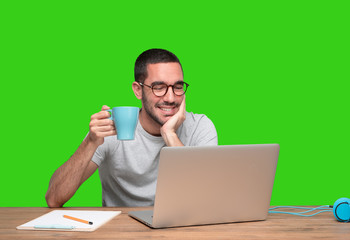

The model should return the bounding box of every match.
[87,105,116,147]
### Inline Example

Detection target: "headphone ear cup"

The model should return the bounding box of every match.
[333,198,350,222]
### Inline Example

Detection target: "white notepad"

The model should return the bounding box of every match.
[16,210,121,232]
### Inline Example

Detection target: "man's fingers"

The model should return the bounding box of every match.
[91,124,115,132]
[181,95,186,107]
[91,105,111,119]
[101,105,110,111]
[90,118,114,127]
[91,109,111,120]
[92,129,117,138]
[179,95,186,114]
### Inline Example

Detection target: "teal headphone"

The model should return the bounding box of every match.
[269,198,350,221]
[333,198,350,222]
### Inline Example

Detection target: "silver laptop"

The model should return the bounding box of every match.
[129,144,280,228]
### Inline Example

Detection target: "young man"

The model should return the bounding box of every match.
[45,49,218,207]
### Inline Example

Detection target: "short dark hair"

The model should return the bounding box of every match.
[134,48,183,83]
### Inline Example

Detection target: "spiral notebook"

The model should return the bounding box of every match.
[16,210,121,232]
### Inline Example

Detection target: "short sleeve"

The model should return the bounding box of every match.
[91,144,105,167]
[191,115,218,146]
[90,135,119,167]
[179,113,218,146]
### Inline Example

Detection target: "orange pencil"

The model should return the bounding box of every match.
[63,215,93,225]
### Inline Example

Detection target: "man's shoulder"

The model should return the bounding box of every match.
[179,111,217,146]
[183,111,214,127]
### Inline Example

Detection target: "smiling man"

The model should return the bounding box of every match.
[45,49,218,207]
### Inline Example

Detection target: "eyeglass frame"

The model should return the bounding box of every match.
[137,81,189,97]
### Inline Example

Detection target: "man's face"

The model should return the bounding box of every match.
[141,62,184,126]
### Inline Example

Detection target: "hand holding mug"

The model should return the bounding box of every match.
[88,105,117,146]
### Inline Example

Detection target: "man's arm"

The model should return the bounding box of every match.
[160,96,186,146]
[45,106,116,207]
[45,140,98,207]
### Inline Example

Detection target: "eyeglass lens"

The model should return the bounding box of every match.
[152,83,188,96]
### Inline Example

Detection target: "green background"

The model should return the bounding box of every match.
[0,1,349,207]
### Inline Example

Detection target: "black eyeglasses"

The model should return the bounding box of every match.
[138,81,189,97]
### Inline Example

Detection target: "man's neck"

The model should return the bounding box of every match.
[139,109,162,136]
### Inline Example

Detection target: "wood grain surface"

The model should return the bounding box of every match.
[1,207,349,240]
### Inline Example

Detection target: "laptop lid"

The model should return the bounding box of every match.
[150,144,280,228]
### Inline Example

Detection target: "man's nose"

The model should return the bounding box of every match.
[162,86,176,102]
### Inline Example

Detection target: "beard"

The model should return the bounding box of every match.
[141,90,179,126]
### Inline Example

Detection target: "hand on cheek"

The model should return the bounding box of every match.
[160,96,186,146]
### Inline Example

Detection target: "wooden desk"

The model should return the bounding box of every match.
[1,207,349,239]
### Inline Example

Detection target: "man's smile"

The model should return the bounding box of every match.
[158,106,178,116]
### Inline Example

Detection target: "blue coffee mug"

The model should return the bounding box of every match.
[107,107,139,140]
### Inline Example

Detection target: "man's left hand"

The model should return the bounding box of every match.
[160,96,186,146]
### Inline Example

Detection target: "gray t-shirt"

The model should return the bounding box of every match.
[91,111,218,207]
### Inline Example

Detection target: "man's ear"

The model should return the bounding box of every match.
[132,81,142,100]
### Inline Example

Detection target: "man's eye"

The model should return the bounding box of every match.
[153,85,166,91]
[174,84,184,90]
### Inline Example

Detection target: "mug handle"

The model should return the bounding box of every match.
[106,109,113,120]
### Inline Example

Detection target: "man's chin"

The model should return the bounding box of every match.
[156,115,172,126]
